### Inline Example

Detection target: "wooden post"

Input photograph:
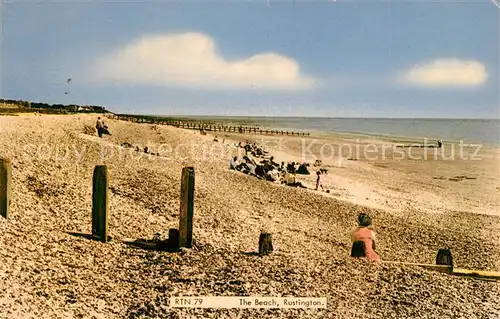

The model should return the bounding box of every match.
[179,167,195,248]
[92,165,109,242]
[258,232,273,255]
[436,249,453,269]
[0,158,12,219]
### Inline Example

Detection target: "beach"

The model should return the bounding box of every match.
[0,114,499,318]
[219,130,500,217]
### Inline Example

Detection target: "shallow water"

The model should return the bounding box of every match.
[176,116,500,145]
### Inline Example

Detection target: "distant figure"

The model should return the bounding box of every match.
[315,171,321,190]
[230,156,238,170]
[96,117,104,138]
[266,168,280,182]
[296,163,310,175]
[350,213,380,261]
[280,162,286,172]
[437,140,443,148]
[269,156,279,167]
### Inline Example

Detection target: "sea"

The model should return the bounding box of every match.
[175,116,500,145]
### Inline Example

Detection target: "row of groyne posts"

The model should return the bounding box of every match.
[1,158,500,278]
[104,113,310,137]
[0,158,274,254]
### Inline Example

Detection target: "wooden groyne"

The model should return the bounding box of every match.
[104,114,310,136]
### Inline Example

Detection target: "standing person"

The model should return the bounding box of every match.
[350,213,380,261]
[315,171,321,190]
[96,117,104,138]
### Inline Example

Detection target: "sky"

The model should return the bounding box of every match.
[1,0,499,118]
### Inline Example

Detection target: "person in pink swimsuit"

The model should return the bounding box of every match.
[350,213,380,261]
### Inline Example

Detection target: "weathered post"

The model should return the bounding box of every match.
[258,232,273,255]
[92,165,109,242]
[179,167,195,248]
[436,248,453,270]
[0,158,12,219]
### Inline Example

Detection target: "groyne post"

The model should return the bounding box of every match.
[258,232,273,255]
[436,249,453,270]
[179,167,195,248]
[92,165,109,242]
[0,158,12,219]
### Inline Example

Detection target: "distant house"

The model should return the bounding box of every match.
[77,105,93,112]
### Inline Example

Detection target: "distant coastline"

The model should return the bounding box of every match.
[0,98,109,114]
[147,115,500,145]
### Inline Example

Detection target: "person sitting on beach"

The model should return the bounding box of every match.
[260,160,274,172]
[350,213,380,262]
[279,162,286,172]
[266,168,280,182]
[255,165,266,179]
[235,161,248,172]
[296,164,310,175]
[245,162,256,176]
[230,156,238,170]
[269,156,279,168]
[281,173,306,188]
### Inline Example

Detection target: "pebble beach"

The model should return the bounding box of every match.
[0,114,499,318]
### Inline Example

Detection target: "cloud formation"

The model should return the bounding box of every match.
[91,32,315,90]
[398,58,488,87]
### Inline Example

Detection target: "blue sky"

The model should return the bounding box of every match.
[1,0,499,118]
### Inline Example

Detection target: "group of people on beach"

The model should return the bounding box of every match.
[229,141,316,187]
[228,140,380,261]
[230,155,302,185]
[229,141,331,191]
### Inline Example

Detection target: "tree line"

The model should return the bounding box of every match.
[0,99,109,113]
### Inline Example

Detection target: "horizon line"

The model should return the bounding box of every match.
[112,112,500,121]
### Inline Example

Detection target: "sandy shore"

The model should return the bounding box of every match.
[217,130,500,217]
[0,114,499,318]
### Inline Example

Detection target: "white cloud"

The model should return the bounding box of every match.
[91,32,315,90]
[398,58,488,87]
